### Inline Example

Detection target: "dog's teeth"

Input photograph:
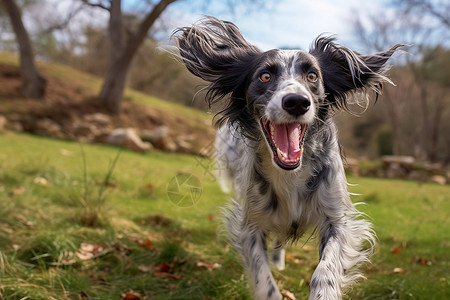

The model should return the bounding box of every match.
[276,148,286,160]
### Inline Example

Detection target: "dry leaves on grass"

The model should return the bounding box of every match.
[33,176,49,186]
[138,261,182,280]
[76,242,106,260]
[281,289,297,300]
[393,267,405,274]
[285,253,305,264]
[120,290,142,300]
[390,245,403,254]
[416,256,432,266]
[196,261,222,271]
[129,236,156,251]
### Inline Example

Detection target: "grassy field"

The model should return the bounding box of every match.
[0,132,449,299]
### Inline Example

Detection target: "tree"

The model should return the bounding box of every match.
[81,0,176,114]
[81,0,268,114]
[1,0,46,98]
[352,0,450,162]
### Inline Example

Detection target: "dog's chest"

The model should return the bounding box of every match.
[253,169,318,239]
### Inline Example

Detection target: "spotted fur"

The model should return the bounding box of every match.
[174,17,403,300]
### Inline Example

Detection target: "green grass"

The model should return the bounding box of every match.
[0,132,449,299]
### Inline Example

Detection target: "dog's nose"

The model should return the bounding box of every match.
[282,94,311,116]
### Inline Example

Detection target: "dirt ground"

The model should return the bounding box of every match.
[0,63,215,154]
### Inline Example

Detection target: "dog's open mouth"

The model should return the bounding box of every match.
[261,119,307,170]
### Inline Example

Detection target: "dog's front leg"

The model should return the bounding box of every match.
[309,216,371,300]
[240,227,282,300]
[308,221,345,300]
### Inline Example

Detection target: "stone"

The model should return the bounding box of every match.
[430,175,447,185]
[141,126,176,152]
[71,113,113,142]
[106,128,153,153]
[382,155,415,172]
[0,115,7,132]
[83,113,112,128]
[35,118,64,138]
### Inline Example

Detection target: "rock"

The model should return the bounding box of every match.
[382,155,415,179]
[385,162,407,179]
[83,113,112,128]
[106,128,153,153]
[176,139,193,154]
[175,134,197,154]
[8,121,23,132]
[406,170,427,182]
[0,115,7,132]
[382,155,415,172]
[35,118,64,138]
[141,126,176,152]
[71,113,113,142]
[430,175,447,185]
[423,162,444,175]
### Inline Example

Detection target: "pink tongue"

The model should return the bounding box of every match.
[272,123,301,162]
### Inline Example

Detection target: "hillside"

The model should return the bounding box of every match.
[0,52,215,154]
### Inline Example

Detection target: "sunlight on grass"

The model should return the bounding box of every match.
[0,132,449,299]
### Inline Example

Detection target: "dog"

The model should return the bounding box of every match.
[174,17,402,300]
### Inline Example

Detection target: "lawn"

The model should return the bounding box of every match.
[0,132,449,299]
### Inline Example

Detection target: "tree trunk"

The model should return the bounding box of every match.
[2,0,47,99]
[98,0,177,114]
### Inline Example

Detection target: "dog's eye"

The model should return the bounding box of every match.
[260,73,272,82]
[307,72,318,82]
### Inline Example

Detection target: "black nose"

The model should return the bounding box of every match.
[282,94,311,116]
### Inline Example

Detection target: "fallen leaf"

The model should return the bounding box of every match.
[157,261,173,273]
[281,289,297,300]
[390,245,403,254]
[120,290,142,300]
[285,253,305,264]
[76,243,105,260]
[153,271,181,280]
[139,238,156,251]
[14,214,36,229]
[33,176,49,186]
[416,257,432,266]
[196,261,222,271]
[392,267,405,274]
[138,264,154,273]
[208,214,214,221]
[12,187,25,195]
[302,245,314,253]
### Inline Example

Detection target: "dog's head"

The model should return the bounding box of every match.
[175,17,402,170]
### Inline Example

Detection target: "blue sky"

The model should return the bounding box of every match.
[161,0,394,52]
[39,0,398,55]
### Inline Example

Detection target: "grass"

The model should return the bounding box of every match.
[0,132,449,299]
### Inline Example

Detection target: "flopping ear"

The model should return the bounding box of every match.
[174,17,260,103]
[173,17,261,132]
[309,36,405,109]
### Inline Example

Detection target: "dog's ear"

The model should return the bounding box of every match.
[174,17,260,101]
[173,17,261,134]
[310,36,404,109]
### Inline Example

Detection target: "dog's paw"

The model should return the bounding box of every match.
[254,285,282,300]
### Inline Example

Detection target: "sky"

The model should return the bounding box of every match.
[160,0,394,53]
[32,0,400,56]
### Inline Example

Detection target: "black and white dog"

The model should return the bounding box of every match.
[175,17,402,300]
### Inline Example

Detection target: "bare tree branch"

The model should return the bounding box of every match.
[81,0,110,11]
